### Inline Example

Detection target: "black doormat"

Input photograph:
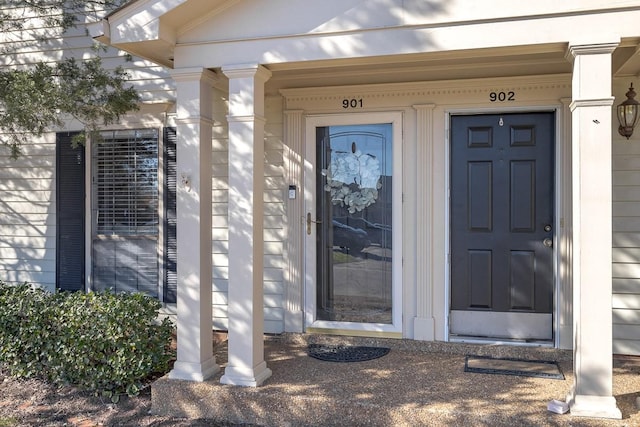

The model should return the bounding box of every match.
[464,355,564,380]
[307,344,390,362]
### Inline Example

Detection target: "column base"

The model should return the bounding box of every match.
[220,361,272,387]
[168,357,220,382]
[413,316,435,341]
[567,390,622,419]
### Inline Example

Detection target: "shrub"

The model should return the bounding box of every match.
[0,281,174,401]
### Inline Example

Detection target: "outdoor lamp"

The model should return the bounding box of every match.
[617,83,640,139]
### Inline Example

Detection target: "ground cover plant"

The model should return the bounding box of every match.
[0,281,174,402]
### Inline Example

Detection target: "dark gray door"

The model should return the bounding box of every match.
[450,113,554,340]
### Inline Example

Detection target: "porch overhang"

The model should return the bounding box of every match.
[93,1,640,79]
[90,0,227,67]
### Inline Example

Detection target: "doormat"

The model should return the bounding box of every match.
[464,355,564,380]
[307,344,390,362]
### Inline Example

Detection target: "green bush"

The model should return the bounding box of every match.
[0,281,174,401]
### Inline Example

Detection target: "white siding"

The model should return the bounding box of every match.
[211,91,230,329]
[612,108,640,355]
[0,15,174,103]
[263,96,286,333]
[211,92,286,334]
[0,136,56,291]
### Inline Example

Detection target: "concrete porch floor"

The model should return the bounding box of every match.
[152,334,640,426]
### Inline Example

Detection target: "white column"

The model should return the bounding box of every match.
[567,43,621,419]
[220,64,272,387]
[168,67,219,381]
[413,104,436,340]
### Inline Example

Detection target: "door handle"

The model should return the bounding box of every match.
[306,212,322,235]
[543,238,553,248]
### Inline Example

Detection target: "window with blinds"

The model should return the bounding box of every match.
[92,129,160,297]
[95,129,159,236]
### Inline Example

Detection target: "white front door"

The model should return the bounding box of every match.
[304,112,403,334]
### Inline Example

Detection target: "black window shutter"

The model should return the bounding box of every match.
[163,127,177,303]
[56,133,85,292]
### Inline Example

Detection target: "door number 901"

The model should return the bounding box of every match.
[489,91,515,102]
[342,98,363,109]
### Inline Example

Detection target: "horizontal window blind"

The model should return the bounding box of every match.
[95,129,159,236]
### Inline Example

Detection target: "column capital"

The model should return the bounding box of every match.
[567,43,619,59]
[412,103,436,111]
[226,114,267,124]
[169,67,219,85]
[570,43,616,101]
[569,98,615,111]
[222,63,272,83]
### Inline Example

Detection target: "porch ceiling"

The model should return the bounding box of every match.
[258,39,640,92]
[260,44,574,92]
[615,38,640,77]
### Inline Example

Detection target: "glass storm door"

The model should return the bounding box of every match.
[305,113,402,334]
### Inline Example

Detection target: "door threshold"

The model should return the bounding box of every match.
[306,327,402,339]
[449,335,554,348]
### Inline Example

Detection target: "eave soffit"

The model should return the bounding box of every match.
[103,0,234,66]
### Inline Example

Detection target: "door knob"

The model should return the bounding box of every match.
[306,212,322,235]
[543,238,553,248]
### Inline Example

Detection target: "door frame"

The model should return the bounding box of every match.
[304,111,404,335]
[445,106,566,346]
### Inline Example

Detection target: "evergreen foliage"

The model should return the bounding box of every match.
[0,1,140,157]
[0,281,175,402]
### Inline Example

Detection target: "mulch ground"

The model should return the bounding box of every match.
[0,370,236,426]
[0,332,247,427]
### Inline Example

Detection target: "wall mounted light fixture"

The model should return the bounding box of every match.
[617,83,640,139]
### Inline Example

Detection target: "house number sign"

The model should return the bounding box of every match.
[342,98,363,109]
[489,91,516,102]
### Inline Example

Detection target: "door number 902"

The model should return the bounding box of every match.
[489,91,515,102]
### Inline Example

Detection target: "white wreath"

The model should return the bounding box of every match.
[322,150,382,214]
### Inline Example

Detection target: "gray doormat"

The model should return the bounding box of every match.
[308,344,390,362]
[464,355,565,380]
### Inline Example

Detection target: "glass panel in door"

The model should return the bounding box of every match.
[315,124,393,324]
